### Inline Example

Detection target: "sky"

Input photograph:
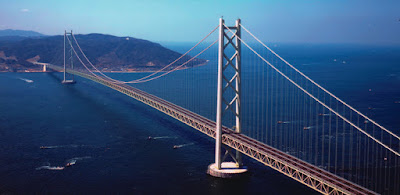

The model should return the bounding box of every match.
[0,0,399,45]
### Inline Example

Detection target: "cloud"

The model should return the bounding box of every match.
[20,9,29,12]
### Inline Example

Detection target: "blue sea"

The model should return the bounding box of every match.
[0,43,399,194]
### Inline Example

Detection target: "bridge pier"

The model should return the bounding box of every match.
[61,80,76,84]
[208,18,247,178]
[207,162,248,179]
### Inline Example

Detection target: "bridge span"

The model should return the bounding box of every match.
[34,19,400,194]
[46,64,375,195]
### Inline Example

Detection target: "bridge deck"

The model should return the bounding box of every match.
[47,64,376,195]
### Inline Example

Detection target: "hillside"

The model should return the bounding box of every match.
[0,29,46,37]
[0,33,205,72]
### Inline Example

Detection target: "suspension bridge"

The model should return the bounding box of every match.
[38,18,399,194]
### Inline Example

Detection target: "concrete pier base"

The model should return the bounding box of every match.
[207,162,248,179]
[62,80,76,84]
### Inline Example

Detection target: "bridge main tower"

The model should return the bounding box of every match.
[207,18,248,178]
[62,30,76,84]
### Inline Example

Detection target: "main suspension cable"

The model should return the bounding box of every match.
[240,24,400,142]
[223,23,400,157]
[71,25,219,84]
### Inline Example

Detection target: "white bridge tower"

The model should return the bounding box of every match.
[62,30,76,84]
[207,18,248,178]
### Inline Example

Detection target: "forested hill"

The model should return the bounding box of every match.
[0,33,205,72]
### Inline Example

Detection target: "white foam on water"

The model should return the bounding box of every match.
[18,77,33,83]
[36,165,64,171]
[174,143,194,148]
[153,136,178,140]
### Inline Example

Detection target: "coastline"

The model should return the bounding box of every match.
[0,60,210,73]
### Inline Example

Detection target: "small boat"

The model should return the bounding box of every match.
[173,145,179,149]
[40,146,49,149]
[148,136,152,140]
[66,160,76,167]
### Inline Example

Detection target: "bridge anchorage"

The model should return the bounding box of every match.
[62,30,76,84]
[207,18,248,178]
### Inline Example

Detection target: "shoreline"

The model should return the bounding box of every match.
[0,60,210,73]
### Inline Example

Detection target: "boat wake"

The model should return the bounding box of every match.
[303,126,315,130]
[36,165,64,171]
[36,156,91,170]
[39,144,82,149]
[18,77,34,83]
[318,113,332,116]
[152,136,178,140]
[70,156,91,161]
[173,143,194,149]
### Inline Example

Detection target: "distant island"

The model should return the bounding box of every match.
[0,29,206,72]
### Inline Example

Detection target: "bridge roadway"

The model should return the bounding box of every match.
[47,64,376,195]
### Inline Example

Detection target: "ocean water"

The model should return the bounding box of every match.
[0,43,399,194]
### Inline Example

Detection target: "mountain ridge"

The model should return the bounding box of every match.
[0,33,205,72]
[0,29,46,37]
